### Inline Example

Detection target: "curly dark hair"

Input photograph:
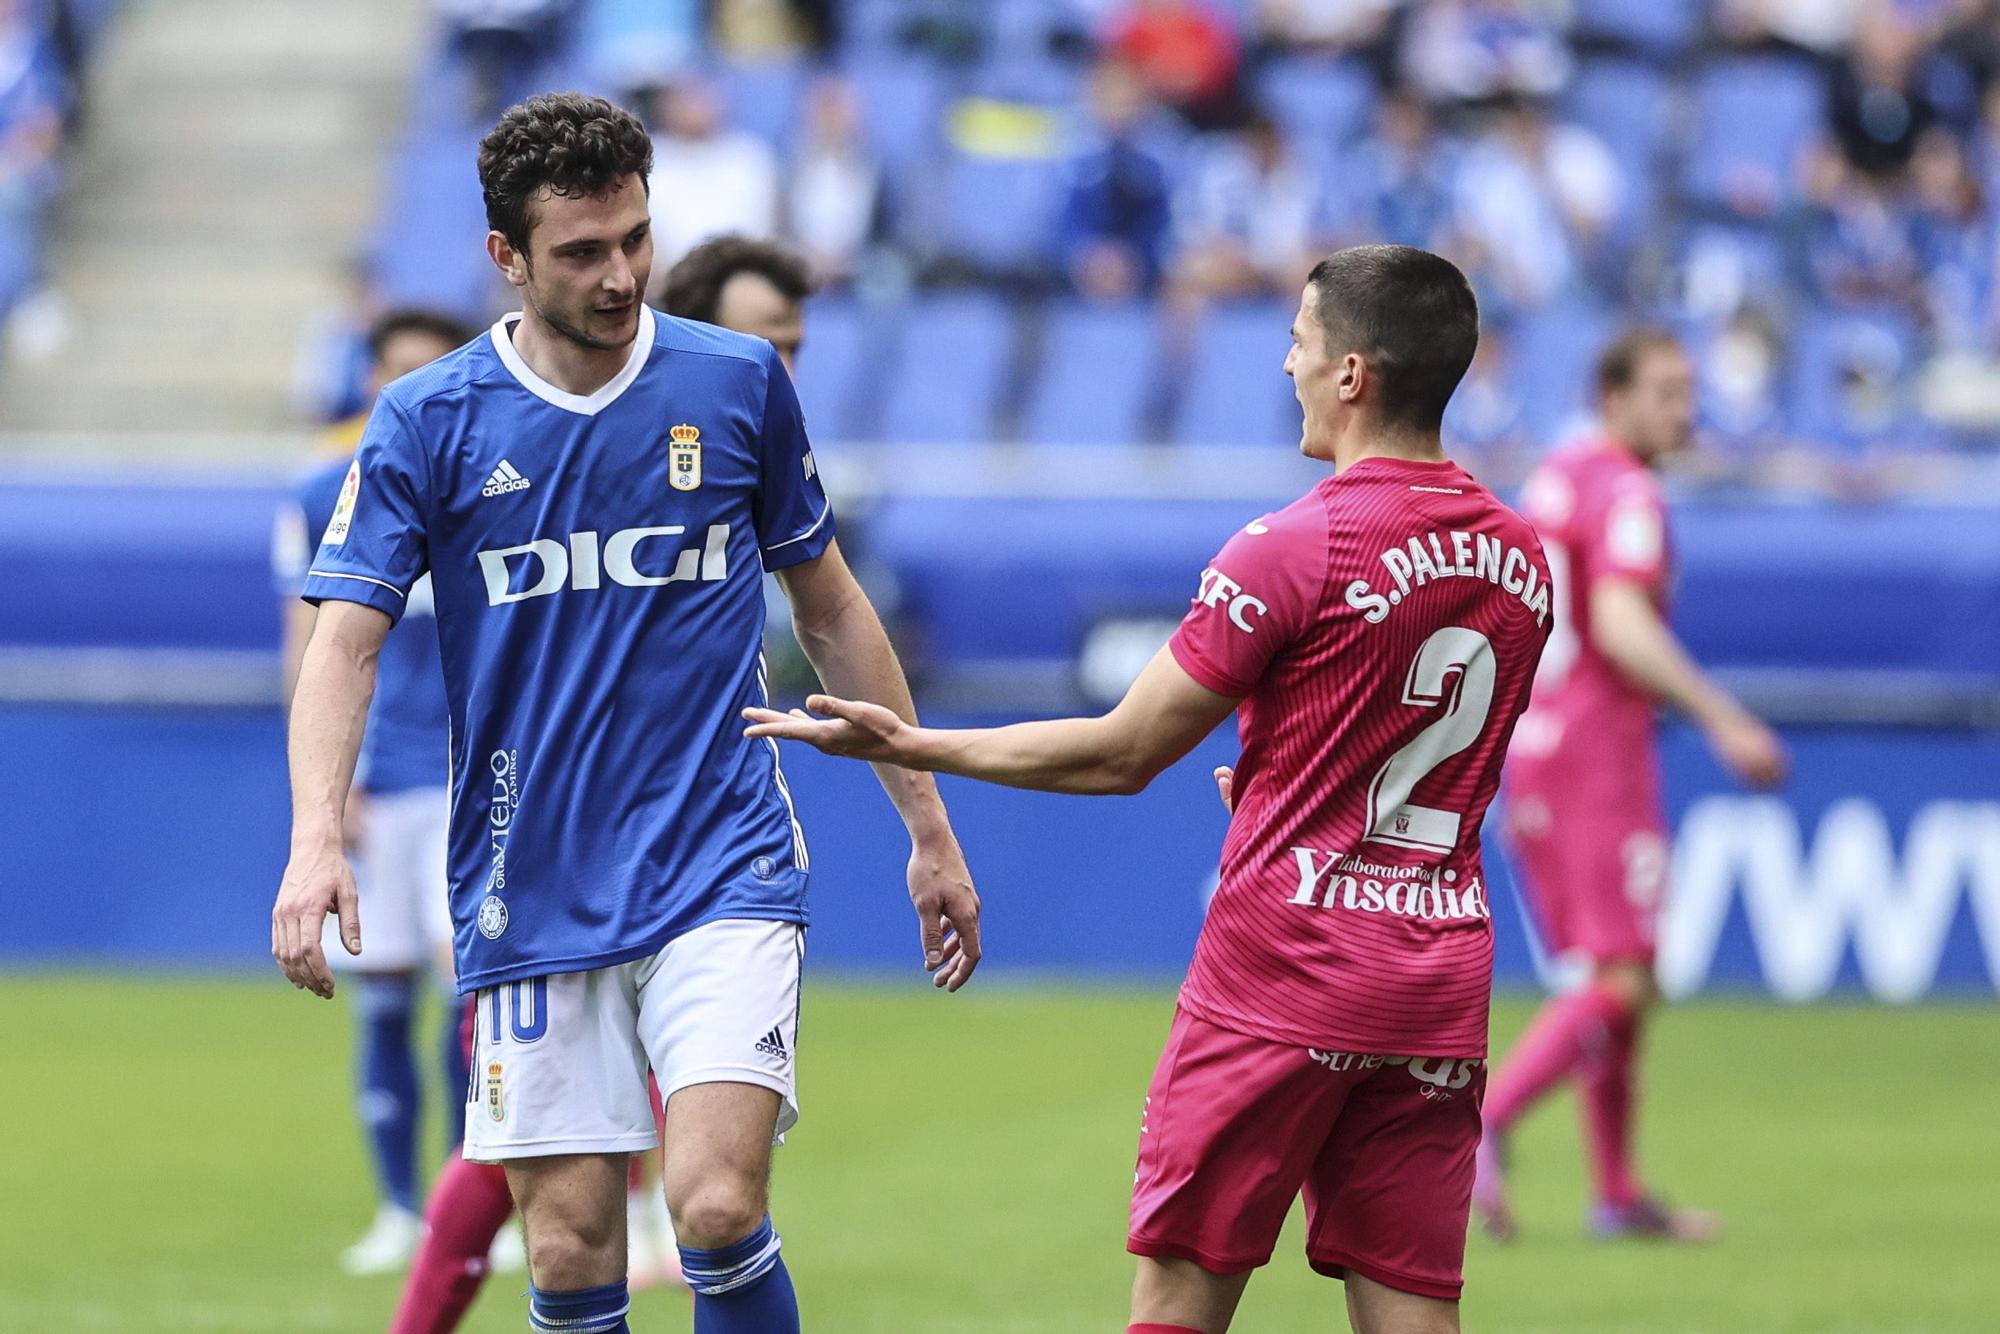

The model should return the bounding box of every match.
[661,235,816,326]
[477,93,653,252]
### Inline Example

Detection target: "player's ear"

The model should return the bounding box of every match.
[486,231,528,289]
[1338,353,1365,404]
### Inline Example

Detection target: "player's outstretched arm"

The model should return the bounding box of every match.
[273,599,389,999]
[1591,577,1788,789]
[773,541,983,991]
[746,643,1239,798]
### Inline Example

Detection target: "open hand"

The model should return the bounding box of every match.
[743,694,920,767]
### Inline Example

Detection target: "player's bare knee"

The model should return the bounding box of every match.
[523,1216,622,1289]
[671,1175,768,1249]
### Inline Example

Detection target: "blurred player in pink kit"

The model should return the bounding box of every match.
[750,245,1551,1334]
[1478,329,1788,1243]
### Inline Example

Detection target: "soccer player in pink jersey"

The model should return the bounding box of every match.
[1477,329,1788,1243]
[748,245,1552,1334]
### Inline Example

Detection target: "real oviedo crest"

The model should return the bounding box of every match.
[669,423,702,491]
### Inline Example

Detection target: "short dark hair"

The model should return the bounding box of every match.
[1595,327,1685,399]
[661,235,815,326]
[366,308,475,363]
[1306,245,1480,432]
[477,93,653,252]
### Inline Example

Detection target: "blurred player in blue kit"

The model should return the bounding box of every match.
[272,307,476,1275]
[271,93,981,1334]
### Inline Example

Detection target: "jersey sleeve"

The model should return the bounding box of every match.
[1168,515,1324,698]
[299,399,431,624]
[752,345,837,571]
[1588,473,1670,595]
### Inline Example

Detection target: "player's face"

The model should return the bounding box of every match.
[714,271,805,374]
[366,331,457,399]
[495,172,653,352]
[1284,284,1342,461]
[1611,346,1696,461]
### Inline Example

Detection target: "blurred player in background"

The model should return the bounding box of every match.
[1477,329,1789,1242]
[273,93,979,1334]
[272,307,475,1275]
[750,245,1551,1334]
[388,232,821,1334]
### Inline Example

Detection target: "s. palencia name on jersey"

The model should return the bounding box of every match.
[478,524,731,606]
[1344,529,1550,627]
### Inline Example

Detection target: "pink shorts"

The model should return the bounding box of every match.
[1503,745,1668,964]
[1128,1008,1485,1302]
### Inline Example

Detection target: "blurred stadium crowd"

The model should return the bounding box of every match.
[15,0,2000,490]
[0,0,113,349]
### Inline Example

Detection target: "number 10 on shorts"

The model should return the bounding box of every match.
[484,977,550,1044]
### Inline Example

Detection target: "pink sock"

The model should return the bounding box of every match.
[1580,1007,1644,1207]
[389,1152,516,1334]
[1129,1325,1205,1333]
[1484,983,1630,1133]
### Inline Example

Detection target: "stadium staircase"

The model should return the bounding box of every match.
[0,0,423,439]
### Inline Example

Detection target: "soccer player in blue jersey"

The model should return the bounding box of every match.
[271,93,980,1334]
[273,307,475,1275]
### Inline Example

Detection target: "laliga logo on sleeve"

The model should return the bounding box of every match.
[668,423,702,491]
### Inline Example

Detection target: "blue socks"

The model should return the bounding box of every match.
[353,973,420,1213]
[680,1215,800,1333]
[529,1280,630,1332]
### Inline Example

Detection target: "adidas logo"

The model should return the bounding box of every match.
[481,460,532,498]
[754,1026,788,1060]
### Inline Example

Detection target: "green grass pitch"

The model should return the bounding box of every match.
[2,974,1993,1332]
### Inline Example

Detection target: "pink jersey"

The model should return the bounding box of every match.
[1170,457,1551,1058]
[1517,438,1673,742]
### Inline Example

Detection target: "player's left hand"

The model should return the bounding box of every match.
[741,695,917,766]
[908,835,982,993]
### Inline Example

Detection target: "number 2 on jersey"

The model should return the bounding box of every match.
[1363,626,1496,854]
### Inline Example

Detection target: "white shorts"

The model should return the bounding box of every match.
[462,917,805,1162]
[325,787,452,974]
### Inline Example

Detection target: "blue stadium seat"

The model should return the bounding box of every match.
[1172,301,1301,447]
[933,148,1068,275]
[1258,57,1377,165]
[878,292,1016,444]
[1571,0,1703,57]
[1513,299,1619,442]
[373,126,494,319]
[792,296,872,442]
[1022,301,1162,445]
[1783,307,1927,451]
[1683,56,1827,216]
[716,58,811,146]
[1565,57,1674,182]
[842,54,950,168]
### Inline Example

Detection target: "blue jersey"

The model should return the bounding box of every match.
[275,453,451,796]
[300,307,834,992]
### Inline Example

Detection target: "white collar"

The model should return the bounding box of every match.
[490,306,655,416]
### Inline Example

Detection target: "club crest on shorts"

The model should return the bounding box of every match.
[668,423,702,491]
[486,1061,505,1122]
[478,894,509,940]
